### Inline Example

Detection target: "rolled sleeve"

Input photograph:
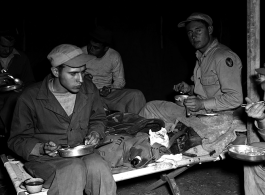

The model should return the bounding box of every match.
[213,55,243,111]
[88,89,107,139]
[30,143,44,156]
[111,53,125,89]
[203,97,216,111]
[255,120,265,141]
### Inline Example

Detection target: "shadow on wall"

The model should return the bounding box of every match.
[23,8,247,103]
[26,16,192,102]
[27,52,51,82]
[107,16,192,102]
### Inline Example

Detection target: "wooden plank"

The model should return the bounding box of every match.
[113,155,221,182]
[247,0,261,143]
[1,155,47,195]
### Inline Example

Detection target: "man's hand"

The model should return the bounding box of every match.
[0,73,9,86]
[184,96,205,112]
[99,86,112,97]
[85,131,100,145]
[43,141,61,157]
[173,82,191,94]
[245,97,265,121]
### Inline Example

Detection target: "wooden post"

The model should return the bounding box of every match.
[22,19,26,52]
[247,0,260,143]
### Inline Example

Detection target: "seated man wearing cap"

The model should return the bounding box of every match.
[244,67,265,195]
[8,44,116,195]
[82,26,146,114]
[139,13,244,155]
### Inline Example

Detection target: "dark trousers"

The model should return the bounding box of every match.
[25,153,117,195]
[0,91,21,135]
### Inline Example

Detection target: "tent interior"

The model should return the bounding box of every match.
[1,0,263,102]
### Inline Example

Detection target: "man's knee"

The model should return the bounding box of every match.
[83,153,110,171]
[66,158,86,175]
[130,89,145,99]
[142,101,157,109]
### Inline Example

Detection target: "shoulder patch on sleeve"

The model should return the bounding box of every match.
[226,58,233,67]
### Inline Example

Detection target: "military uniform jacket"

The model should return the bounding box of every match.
[1,49,35,86]
[8,74,107,161]
[192,39,243,111]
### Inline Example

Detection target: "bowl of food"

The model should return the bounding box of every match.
[227,145,265,162]
[24,178,44,194]
[174,95,189,107]
[57,140,113,158]
[0,74,23,92]
[57,144,95,158]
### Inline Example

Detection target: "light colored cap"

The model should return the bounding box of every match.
[0,36,15,47]
[47,44,95,67]
[178,12,213,28]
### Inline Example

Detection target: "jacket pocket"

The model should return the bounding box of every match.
[201,75,218,86]
[79,122,88,131]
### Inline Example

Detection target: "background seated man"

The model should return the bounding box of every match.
[139,13,244,155]
[0,28,35,135]
[82,26,146,114]
[244,67,265,195]
[8,44,116,195]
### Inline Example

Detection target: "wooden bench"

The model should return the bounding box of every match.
[1,152,226,195]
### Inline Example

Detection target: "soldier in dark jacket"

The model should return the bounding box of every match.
[8,44,116,195]
[0,29,35,133]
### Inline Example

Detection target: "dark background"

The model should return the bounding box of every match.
[3,0,259,102]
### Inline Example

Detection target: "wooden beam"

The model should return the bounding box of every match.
[247,0,260,143]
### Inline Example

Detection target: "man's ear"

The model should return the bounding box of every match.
[208,26,213,35]
[51,67,59,78]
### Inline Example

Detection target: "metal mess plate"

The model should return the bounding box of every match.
[228,145,265,162]
[57,140,113,158]
[196,113,218,117]
[0,84,22,92]
[57,144,95,158]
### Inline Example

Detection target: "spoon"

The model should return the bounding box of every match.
[7,75,23,85]
[1,69,7,73]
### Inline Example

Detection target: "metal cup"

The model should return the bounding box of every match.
[174,95,189,107]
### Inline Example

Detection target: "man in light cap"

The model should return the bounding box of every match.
[8,44,117,195]
[139,13,244,155]
[243,66,265,195]
[82,26,146,114]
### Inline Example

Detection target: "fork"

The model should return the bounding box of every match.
[241,101,265,107]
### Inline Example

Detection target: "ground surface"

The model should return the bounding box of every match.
[117,156,245,195]
[0,155,245,195]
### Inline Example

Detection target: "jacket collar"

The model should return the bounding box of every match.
[12,48,20,56]
[195,39,219,60]
[36,74,95,120]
